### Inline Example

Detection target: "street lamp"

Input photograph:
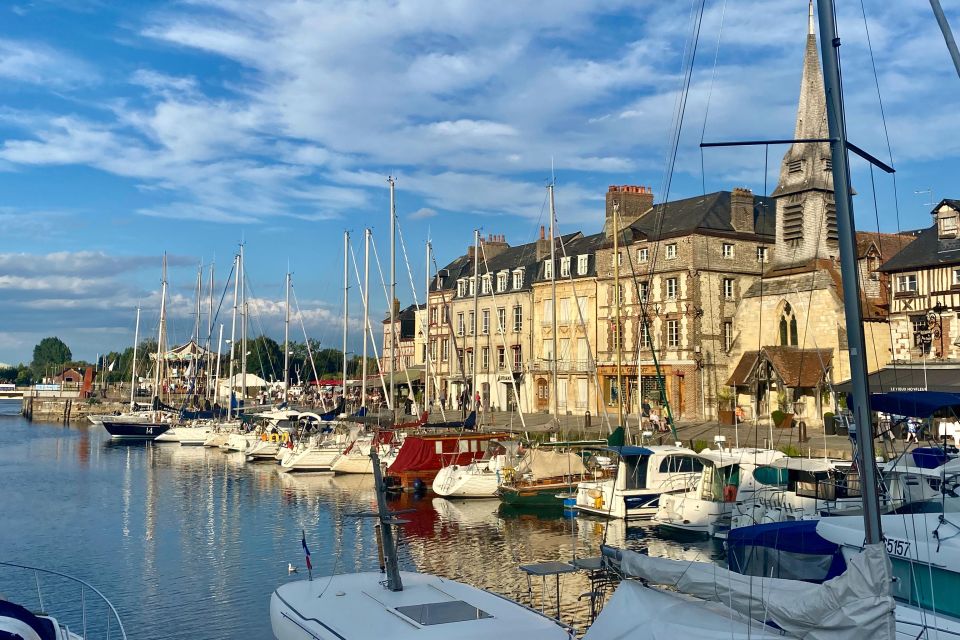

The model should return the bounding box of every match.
[928,301,948,358]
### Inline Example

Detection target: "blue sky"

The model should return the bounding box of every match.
[0,0,958,365]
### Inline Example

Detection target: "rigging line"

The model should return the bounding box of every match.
[349,243,390,406]
[243,276,279,385]
[429,254,470,394]
[289,283,326,411]
[698,0,729,189]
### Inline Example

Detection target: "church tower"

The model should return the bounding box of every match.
[771,1,838,268]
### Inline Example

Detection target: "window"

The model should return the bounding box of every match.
[576,296,588,322]
[430,307,438,325]
[512,270,523,289]
[467,350,474,371]
[638,281,648,302]
[457,349,464,370]
[723,278,734,300]
[560,256,571,277]
[912,314,930,350]
[560,298,570,323]
[639,320,651,348]
[757,246,769,263]
[666,277,678,300]
[481,347,489,370]
[638,247,649,262]
[667,319,679,348]
[779,302,798,346]
[542,339,553,361]
[497,272,508,292]
[470,311,477,335]
[614,283,625,306]
[481,275,491,295]
[722,243,734,259]
[897,274,918,293]
[457,279,466,297]
[557,382,567,409]
[954,269,960,286]
[940,214,959,238]
[544,259,553,279]
[469,277,476,296]
[457,312,465,336]
[497,307,506,333]
[441,339,449,361]
[513,305,523,332]
[612,251,622,268]
[481,309,489,335]
[613,321,625,350]
[724,321,733,352]
[513,345,522,369]
[543,299,553,324]
[577,255,588,275]
[665,244,677,259]
[497,347,506,370]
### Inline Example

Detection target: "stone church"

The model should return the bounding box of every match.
[726,5,900,426]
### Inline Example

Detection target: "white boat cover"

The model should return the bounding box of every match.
[615,543,896,640]
[515,449,586,480]
[583,579,774,639]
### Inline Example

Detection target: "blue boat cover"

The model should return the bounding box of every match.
[911,446,949,469]
[601,446,655,456]
[860,391,960,419]
[727,520,846,583]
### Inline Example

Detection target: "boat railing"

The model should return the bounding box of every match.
[0,560,127,640]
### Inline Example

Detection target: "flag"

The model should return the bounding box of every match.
[301,530,313,579]
[108,360,116,372]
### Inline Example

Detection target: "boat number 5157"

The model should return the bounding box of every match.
[884,536,911,557]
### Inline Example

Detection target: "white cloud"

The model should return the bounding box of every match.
[0,38,98,87]
[409,207,437,220]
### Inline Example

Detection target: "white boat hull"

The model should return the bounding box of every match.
[433,463,501,498]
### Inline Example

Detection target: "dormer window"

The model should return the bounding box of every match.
[939,213,958,239]
[468,277,476,296]
[577,254,588,275]
[512,269,524,289]
[456,279,466,297]
[497,272,507,292]
[481,274,491,295]
[560,257,571,277]
[544,259,553,279]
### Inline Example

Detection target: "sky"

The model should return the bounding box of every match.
[0,0,958,366]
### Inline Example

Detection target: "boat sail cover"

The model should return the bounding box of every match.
[606,543,895,640]
[515,449,586,480]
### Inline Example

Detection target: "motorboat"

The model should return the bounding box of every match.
[330,430,402,474]
[574,445,703,519]
[497,447,588,509]
[432,441,518,498]
[386,431,509,492]
[278,432,349,473]
[653,447,786,537]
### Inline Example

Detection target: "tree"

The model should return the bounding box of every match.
[31,337,72,376]
[237,335,283,380]
[0,365,17,382]
[15,365,33,386]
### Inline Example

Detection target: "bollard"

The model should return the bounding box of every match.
[798,421,808,443]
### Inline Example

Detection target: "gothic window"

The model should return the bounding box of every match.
[778,302,798,346]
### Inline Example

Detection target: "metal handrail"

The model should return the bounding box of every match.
[0,560,128,640]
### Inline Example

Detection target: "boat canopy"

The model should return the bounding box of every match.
[769,457,836,472]
[389,433,499,473]
[599,446,655,457]
[865,391,960,419]
[695,448,784,468]
[515,449,587,479]
[603,543,895,639]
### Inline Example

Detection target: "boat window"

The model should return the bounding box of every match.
[889,560,960,619]
[435,441,443,454]
[836,467,861,499]
[704,464,739,501]
[459,440,469,453]
[395,601,492,625]
[623,455,649,490]
[789,470,834,500]
[753,466,788,487]
[659,456,703,474]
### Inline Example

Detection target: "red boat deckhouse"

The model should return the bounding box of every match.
[386,432,508,492]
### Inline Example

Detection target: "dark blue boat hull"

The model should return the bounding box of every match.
[102,421,170,440]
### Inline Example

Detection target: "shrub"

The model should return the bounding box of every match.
[779,444,802,457]
[771,409,786,426]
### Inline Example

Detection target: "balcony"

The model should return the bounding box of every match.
[532,358,595,372]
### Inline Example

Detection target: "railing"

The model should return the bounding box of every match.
[530,359,595,372]
[0,560,128,640]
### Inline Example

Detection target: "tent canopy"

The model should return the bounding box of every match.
[218,373,269,388]
[865,391,960,419]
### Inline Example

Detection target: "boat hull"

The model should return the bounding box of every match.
[433,464,500,498]
[498,482,577,509]
[102,421,170,440]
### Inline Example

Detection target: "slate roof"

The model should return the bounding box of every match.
[627,191,776,241]
[856,231,916,261]
[878,224,960,273]
[727,346,833,388]
[533,232,607,282]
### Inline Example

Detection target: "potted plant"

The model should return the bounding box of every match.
[823,411,836,435]
[772,409,794,429]
[717,387,736,425]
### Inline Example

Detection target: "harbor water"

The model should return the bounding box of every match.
[0,414,722,639]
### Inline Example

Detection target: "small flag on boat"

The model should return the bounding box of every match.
[301,529,313,580]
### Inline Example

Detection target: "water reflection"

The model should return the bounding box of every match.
[0,418,722,639]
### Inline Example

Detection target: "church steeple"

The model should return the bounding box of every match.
[772,0,838,267]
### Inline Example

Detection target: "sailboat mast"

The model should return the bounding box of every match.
[613,205,625,435]
[815,0,882,543]
[549,184,559,428]
[472,229,480,418]
[194,263,202,393]
[283,269,291,401]
[362,229,371,411]
[424,241,432,410]
[388,177,397,417]
[154,254,168,404]
[129,305,140,410]
[342,231,350,407]
[227,252,240,419]
[215,323,223,403]
[240,244,247,405]
[207,262,214,399]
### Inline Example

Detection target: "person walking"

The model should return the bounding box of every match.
[905,418,919,445]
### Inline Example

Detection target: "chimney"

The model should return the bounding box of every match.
[604,185,655,239]
[536,225,551,261]
[483,233,510,260]
[730,187,755,234]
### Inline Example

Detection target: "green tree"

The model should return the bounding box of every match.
[31,337,72,376]
[0,365,17,382]
[237,335,283,380]
[15,365,33,386]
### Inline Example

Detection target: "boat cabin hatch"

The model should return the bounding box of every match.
[395,601,492,625]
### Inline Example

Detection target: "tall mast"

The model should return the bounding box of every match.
[194,262,202,393]
[388,176,397,418]
[424,241,432,410]
[342,231,350,407]
[227,252,240,419]
[472,229,480,418]
[154,254,168,404]
[240,244,247,406]
[283,269,291,402]
[362,229,371,411]
[207,262,214,399]
[129,305,141,410]
[549,183,559,428]
[816,0,882,544]
[613,205,625,435]
[214,323,224,404]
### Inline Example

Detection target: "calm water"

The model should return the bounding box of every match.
[0,412,722,638]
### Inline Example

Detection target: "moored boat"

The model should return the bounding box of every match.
[497,447,587,509]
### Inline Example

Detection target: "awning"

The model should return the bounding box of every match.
[866,391,960,419]
[835,364,960,394]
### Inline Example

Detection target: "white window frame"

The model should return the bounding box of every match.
[667,319,679,348]
[481,275,491,295]
[512,269,523,289]
[953,269,960,286]
[723,320,734,352]
[497,272,508,292]
[757,246,769,263]
[513,305,523,332]
[638,247,649,262]
[898,274,918,293]
[457,279,466,297]
[577,254,588,275]
[722,243,734,259]
[481,309,490,334]
[666,277,678,300]
[638,281,648,302]
[457,312,465,336]
[481,347,489,370]
[560,256,571,277]
[723,278,734,300]
[544,259,553,280]
[497,307,506,333]
[665,244,677,260]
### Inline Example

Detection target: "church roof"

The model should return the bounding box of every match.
[879,224,960,272]
[627,191,776,241]
[728,346,833,389]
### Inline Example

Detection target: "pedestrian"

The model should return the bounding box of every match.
[475,391,481,411]
[906,418,919,445]
[650,410,661,432]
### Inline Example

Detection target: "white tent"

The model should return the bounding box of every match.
[217,373,269,399]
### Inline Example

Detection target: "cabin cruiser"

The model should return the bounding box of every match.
[330,430,403,474]
[386,431,509,492]
[654,447,786,537]
[574,445,703,519]
[432,441,517,498]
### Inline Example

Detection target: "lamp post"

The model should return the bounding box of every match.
[928,301,947,358]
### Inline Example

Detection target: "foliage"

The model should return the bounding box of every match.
[31,337,72,375]
[776,389,788,411]
[778,444,803,457]
[771,409,786,426]
[717,387,734,411]
[0,365,16,383]
[692,439,712,453]
[15,365,33,386]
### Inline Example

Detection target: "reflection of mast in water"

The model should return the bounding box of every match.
[121,447,132,538]
[142,444,158,603]
[77,428,90,467]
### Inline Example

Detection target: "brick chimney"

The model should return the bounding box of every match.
[536,225,551,261]
[730,187,755,234]
[482,233,510,260]
[604,185,654,239]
